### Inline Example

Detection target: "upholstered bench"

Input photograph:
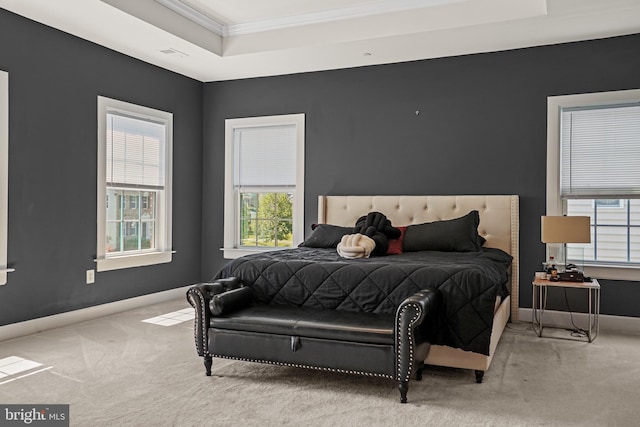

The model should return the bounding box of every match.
[187,278,440,403]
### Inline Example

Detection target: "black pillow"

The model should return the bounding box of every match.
[403,210,482,252]
[209,287,253,316]
[298,224,354,248]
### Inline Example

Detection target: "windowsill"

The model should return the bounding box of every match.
[96,251,173,272]
[221,247,291,260]
[583,264,640,282]
[0,268,14,286]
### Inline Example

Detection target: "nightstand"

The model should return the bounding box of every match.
[532,277,600,342]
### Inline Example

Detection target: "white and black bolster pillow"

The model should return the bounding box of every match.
[209,286,253,316]
[354,211,401,256]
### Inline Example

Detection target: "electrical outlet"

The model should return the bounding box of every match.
[86,269,95,284]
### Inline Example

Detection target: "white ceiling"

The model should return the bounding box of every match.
[1,0,640,82]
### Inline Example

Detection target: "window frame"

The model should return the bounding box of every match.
[96,96,173,272]
[547,88,640,281]
[0,71,11,285]
[223,114,305,259]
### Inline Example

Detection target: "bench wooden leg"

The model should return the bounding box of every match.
[415,362,425,381]
[398,381,408,403]
[204,355,212,376]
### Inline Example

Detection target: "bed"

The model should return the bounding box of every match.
[213,195,519,380]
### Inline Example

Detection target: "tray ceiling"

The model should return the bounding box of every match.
[1,0,640,82]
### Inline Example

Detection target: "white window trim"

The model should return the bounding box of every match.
[223,114,305,259]
[547,88,640,281]
[96,96,173,272]
[0,71,13,285]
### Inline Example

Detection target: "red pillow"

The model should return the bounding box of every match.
[387,226,407,255]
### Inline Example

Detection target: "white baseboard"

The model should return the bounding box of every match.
[519,308,640,334]
[0,285,192,343]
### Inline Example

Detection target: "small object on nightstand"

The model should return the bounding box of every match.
[559,271,584,282]
[543,256,556,274]
[543,256,559,280]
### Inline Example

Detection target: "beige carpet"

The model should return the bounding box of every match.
[1,298,639,426]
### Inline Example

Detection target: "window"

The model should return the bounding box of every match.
[547,89,640,280]
[96,97,173,271]
[0,71,10,285]
[223,114,305,259]
[566,199,639,265]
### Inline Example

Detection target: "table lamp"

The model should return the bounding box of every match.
[541,216,591,276]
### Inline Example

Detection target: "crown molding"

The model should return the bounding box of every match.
[154,0,225,35]
[225,0,467,36]
[156,0,468,37]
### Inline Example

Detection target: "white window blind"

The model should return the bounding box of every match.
[560,103,640,198]
[106,113,166,189]
[234,125,296,187]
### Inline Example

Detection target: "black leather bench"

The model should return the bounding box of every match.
[187,279,439,403]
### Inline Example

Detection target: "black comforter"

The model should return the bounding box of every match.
[216,247,512,355]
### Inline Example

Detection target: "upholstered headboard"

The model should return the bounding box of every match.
[317,195,520,321]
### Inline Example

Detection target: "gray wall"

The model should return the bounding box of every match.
[0,10,203,326]
[202,34,640,317]
[2,8,639,326]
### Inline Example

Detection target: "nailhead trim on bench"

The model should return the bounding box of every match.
[187,290,211,357]
[397,302,421,382]
[210,354,395,379]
